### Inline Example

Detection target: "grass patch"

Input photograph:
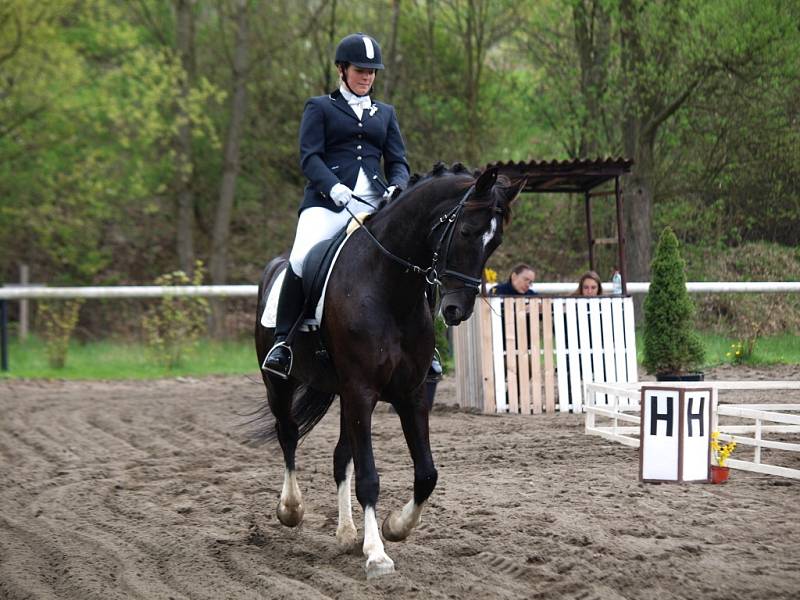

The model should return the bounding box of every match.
[2,330,797,380]
[699,331,800,367]
[638,330,800,369]
[1,336,258,380]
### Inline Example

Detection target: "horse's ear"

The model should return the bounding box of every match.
[475,166,498,196]
[505,176,527,205]
[497,176,527,224]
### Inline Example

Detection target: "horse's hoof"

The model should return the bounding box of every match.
[365,553,395,579]
[381,511,413,542]
[276,501,304,527]
[336,523,358,548]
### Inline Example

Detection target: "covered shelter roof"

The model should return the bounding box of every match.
[488,157,633,194]
[485,157,634,293]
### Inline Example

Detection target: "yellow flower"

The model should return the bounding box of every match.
[710,431,736,467]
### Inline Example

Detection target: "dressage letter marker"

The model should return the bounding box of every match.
[639,387,712,483]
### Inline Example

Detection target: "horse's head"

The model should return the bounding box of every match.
[435,166,525,326]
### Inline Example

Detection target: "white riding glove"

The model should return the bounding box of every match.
[329,183,353,207]
[382,185,397,200]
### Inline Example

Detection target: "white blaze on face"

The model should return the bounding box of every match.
[482,216,497,249]
[362,36,375,59]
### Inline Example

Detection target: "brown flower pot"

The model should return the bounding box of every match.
[710,465,730,484]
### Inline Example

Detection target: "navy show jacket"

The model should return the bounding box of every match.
[298,90,410,213]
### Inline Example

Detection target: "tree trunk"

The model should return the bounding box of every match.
[572,0,610,158]
[620,0,698,288]
[463,0,479,165]
[620,0,649,319]
[324,0,337,92]
[209,0,249,338]
[623,135,655,285]
[382,0,401,102]
[174,0,196,274]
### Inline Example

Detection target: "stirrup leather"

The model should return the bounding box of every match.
[262,341,293,379]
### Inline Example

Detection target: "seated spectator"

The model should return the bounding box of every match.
[489,264,538,296]
[574,271,603,296]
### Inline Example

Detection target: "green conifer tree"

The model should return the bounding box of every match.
[643,227,705,374]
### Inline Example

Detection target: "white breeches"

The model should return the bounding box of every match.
[288,196,379,276]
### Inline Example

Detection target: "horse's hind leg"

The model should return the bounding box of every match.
[333,411,358,548]
[382,386,438,542]
[264,373,304,527]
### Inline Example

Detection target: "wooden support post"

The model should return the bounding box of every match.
[529,299,543,414]
[504,298,519,413]
[478,300,496,414]
[1,300,7,371]
[542,299,555,413]
[585,191,594,272]
[19,264,29,341]
[614,177,628,294]
[516,300,531,414]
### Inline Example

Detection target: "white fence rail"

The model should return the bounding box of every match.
[0,285,258,300]
[2,281,800,300]
[584,381,800,479]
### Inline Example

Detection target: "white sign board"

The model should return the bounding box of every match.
[640,387,711,483]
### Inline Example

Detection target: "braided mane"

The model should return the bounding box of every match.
[406,161,474,188]
[405,161,514,225]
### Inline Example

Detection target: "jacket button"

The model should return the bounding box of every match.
[357,156,362,160]
[356,145,362,150]
[358,123,363,127]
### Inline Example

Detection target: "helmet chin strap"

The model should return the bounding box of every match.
[341,66,373,97]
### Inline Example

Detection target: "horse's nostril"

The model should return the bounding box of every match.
[443,305,463,322]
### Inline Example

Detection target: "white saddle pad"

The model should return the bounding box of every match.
[260,227,358,331]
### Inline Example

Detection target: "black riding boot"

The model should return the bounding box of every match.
[262,266,305,378]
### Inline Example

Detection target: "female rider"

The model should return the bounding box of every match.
[263,32,410,377]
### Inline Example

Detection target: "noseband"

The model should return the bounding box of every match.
[348,184,498,312]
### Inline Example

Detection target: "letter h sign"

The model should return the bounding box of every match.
[639,387,712,483]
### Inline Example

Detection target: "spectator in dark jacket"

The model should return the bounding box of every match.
[489,264,538,296]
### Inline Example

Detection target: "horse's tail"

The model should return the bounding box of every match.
[251,379,336,444]
[290,383,337,440]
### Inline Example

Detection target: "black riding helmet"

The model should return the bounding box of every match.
[334,33,384,70]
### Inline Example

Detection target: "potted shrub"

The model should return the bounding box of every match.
[643,227,705,381]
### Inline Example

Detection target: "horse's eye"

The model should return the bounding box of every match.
[460,218,490,237]
[459,224,479,237]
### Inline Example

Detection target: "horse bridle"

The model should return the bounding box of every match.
[347,184,495,306]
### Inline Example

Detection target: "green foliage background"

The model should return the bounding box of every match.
[1,0,798,342]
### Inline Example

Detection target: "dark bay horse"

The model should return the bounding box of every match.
[254,163,524,578]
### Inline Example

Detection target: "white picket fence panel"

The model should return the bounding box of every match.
[453,296,638,413]
[584,381,800,479]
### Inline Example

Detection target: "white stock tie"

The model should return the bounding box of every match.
[348,96,371,118]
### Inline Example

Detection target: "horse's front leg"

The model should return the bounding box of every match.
[333,410,357,548]
[340,386,395,579]
[382,385,438,542]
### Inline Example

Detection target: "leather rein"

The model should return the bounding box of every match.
[346,184,498,311]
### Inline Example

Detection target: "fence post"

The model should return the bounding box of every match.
[1,299,7,371]
[19,264,29,341]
